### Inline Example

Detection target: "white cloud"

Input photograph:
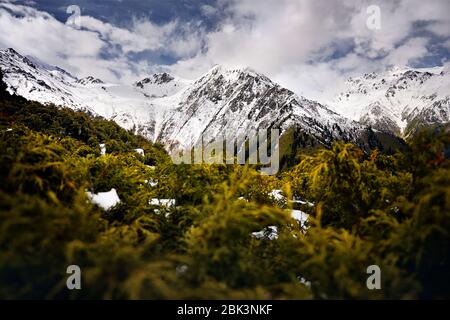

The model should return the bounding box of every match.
[200,5,218,17]
[170,0,450,98]
[445,40,450,51]
[131,19,205,58]
[0,4,104,71]
[0,0,449,99]
[385,37,430,67]
[0,1,204,83]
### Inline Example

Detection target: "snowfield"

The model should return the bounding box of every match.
[86,188,121,211]
[327,66,450,136]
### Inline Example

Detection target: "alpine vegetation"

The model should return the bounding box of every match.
[1,67,449,299]
[171,129,280,175]
[0,0,449,301]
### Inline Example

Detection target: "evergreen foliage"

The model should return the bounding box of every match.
[0,69,449,299]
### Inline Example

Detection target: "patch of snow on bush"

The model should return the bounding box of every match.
[86,188,121,210]
[269,189,285,201]
[291,197,314,207]
[252,226,278,240]
[149,199,175,208]
[99,143,106,155]
[148,179,158,187]
[292,210,309,228]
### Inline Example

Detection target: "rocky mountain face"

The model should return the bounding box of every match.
[157,65,364,151]
[76,76,104,85]
[1,47,448,157]
[0,48,78,106]
[0,48,165,140]
[134,72,190,99]
[330,66,450,137]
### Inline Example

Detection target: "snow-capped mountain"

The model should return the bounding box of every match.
[329,66,450,137]
[1,47,447,154]
[157,65,363,150]
[1,48,78,105]
[76,76,104,86]
[134,73,189,99]
[0,47,175,139]
[0,47,365,149]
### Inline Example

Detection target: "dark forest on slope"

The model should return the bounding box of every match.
[0,69,449,299]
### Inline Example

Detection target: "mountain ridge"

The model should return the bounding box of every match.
[328,65,450,138]
[1,47,447,154]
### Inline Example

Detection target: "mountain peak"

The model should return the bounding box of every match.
[208,64,264,77]
[5,48,20,56]
[1,47,36,69]
[135,73,175,88]
[133,72,189,99]
[198,65,274,88]
[76,76,104,85]
[1,47,449,143]
[332,64,450,135]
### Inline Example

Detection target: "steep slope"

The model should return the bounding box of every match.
[76,76,104,85]
[134,72,190,98]
[0,48,174,140]
[157,66,366,151]
[0,48,78,106]
[330,66,450,137]
[0,48,366,151]
[0,47,419,155]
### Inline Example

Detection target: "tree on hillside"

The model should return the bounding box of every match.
[0,68,8,99]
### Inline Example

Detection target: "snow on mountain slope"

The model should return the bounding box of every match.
[329,66,450,136]
[1,48,365,150]
[76,76,104,85]
[157,65,364,150]
[2,47,447,154]
[134,72,190,99]
[0,47,182,140]
[1,48,79,106]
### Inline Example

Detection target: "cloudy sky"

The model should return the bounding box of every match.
[0,0,449,99]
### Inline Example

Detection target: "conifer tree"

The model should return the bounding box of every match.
[0,68,9,99]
